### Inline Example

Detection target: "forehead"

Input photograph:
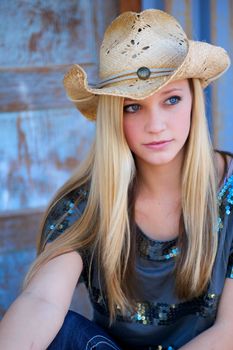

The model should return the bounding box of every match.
[124,79,190,103]
[159,79,189,91]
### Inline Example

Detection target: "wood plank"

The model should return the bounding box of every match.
[211,0,233,151]
[0,64,97,112]
[0,108,95,212]
[0,247,92,319]
[0,211,93,319]
[0,248,36,317]
[0,0,119,321]
[0,0,119,112]
[94,0,120,45]
[0,0,98,68]
[0,210,44,253]
[119,0,141,13]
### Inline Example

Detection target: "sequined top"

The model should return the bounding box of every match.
[44,157,233,350]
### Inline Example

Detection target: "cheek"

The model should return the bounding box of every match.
[169,107,191,141]
[178,108,191,139]
[123,118,139,149]
[123,120,133,147]
[123,118,129,137]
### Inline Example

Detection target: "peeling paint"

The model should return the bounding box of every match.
[29,32,43,52]
[0,0,118,320]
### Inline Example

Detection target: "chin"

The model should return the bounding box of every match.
[139,149,183,167]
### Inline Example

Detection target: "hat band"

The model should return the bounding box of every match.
[69,67,176,103]
[90,67,176,88]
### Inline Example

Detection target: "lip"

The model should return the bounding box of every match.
[143,139,173,149]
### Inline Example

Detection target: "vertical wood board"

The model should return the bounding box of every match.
[211,0,233,150]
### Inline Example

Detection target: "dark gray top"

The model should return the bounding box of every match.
[44,158,233,350]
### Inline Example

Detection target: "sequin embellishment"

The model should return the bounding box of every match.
[44,187,89,243]
[136,227,180,261]
[136,174,233,262]
[92,287,219,326]
[217,175,233,231]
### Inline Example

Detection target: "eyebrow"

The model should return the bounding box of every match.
[160,88,183,95]
[124,88,183,103]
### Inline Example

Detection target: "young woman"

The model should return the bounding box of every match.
[0,9,233,350]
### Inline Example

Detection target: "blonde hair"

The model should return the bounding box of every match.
[24,78,218,323]
[175,78,218,298]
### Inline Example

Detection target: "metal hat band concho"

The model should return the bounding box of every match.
[90,66,176,88]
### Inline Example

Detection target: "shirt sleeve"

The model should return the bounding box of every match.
[41,186,90,284]
[225,189,233,279]
[217,157,233,279]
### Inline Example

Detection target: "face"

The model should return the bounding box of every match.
[123,79,192,168]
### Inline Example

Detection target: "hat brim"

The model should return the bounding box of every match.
[63,40,230,121]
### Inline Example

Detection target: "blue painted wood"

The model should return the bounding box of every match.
[190,0,213,133]
[0,0,118,319]
[142,0,164,10]
[0,249,36,315]
[211,0,233,151]
[0,246,92,319]
[0,108,95,212]
[0,0,97,67]
[0,65,100,112]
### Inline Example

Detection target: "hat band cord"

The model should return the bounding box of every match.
[69,68,176,103]
[90,67,175,88]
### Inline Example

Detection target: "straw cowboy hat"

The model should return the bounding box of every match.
[63,9,230,120]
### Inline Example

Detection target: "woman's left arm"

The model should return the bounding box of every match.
[179,278,233,350]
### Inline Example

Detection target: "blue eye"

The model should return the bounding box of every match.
[123,104,141,113]
[165,95,181,105]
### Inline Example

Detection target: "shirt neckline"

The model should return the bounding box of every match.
[136,225,179,261]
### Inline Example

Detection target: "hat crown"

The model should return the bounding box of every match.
[63,9,230,120]
[99,9,188,80]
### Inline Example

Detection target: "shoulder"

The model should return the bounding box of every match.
[214,150,233,188]
[217,151,233,232]
[42,185,89,245]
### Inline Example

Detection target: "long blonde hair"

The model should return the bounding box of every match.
[175,78,218,298]
[24,78,218,323]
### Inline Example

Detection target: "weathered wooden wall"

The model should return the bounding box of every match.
[142,0,233,152]
[0,0,142,320]
[0,0,119,318]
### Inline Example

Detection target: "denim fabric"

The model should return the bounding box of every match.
[47,310,122,350]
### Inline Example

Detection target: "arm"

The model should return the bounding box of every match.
[0,250,83,350]
[179,278,233,350]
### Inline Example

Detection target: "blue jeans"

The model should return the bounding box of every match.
[47,310,122,350]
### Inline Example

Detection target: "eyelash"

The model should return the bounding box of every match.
[165,95,182,105]
[123,95,182,113]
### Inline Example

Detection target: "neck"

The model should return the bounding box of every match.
[135,151,184,199]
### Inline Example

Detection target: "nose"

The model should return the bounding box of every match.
[144,108,166,133]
